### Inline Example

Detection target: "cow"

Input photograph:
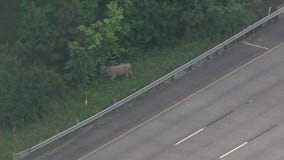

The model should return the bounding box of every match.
[100,63,133,80]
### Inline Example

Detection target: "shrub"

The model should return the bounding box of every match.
[0,47,65,129]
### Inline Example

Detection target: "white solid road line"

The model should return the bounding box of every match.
[219,142,248,159]
[174,128,205,146]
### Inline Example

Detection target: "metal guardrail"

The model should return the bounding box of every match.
[16,6,284,160]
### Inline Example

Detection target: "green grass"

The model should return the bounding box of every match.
[0,36,220,160]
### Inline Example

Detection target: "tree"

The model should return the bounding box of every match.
[180,0,256,38]
[0,45,65,129]
[18,0,89,72]
[67,1,130,85]
[123,0,183,48]
[209,1,256,36]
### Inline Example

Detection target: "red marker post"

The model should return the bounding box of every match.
[84,91,88,106]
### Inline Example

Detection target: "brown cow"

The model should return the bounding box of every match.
[101,63,133,80]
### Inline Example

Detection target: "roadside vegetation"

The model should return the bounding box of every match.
[0,0,283,159]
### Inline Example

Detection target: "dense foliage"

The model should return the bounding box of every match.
[0,0,260,129]
[0,45,65,129]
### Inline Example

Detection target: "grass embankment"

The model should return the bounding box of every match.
[0,36,219,160]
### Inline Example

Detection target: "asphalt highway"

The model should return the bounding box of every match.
[36,18,284,160]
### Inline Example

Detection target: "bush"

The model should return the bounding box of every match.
[0,46,66,129]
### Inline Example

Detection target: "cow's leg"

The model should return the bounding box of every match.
[111,75,115,81]
[129,70,133,77]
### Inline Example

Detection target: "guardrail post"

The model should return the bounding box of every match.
[12,152,18,160]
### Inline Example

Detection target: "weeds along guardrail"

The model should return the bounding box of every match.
[16,6,284,160]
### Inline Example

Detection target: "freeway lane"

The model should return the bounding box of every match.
[83,42,284,160]
[36,18,284,160]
